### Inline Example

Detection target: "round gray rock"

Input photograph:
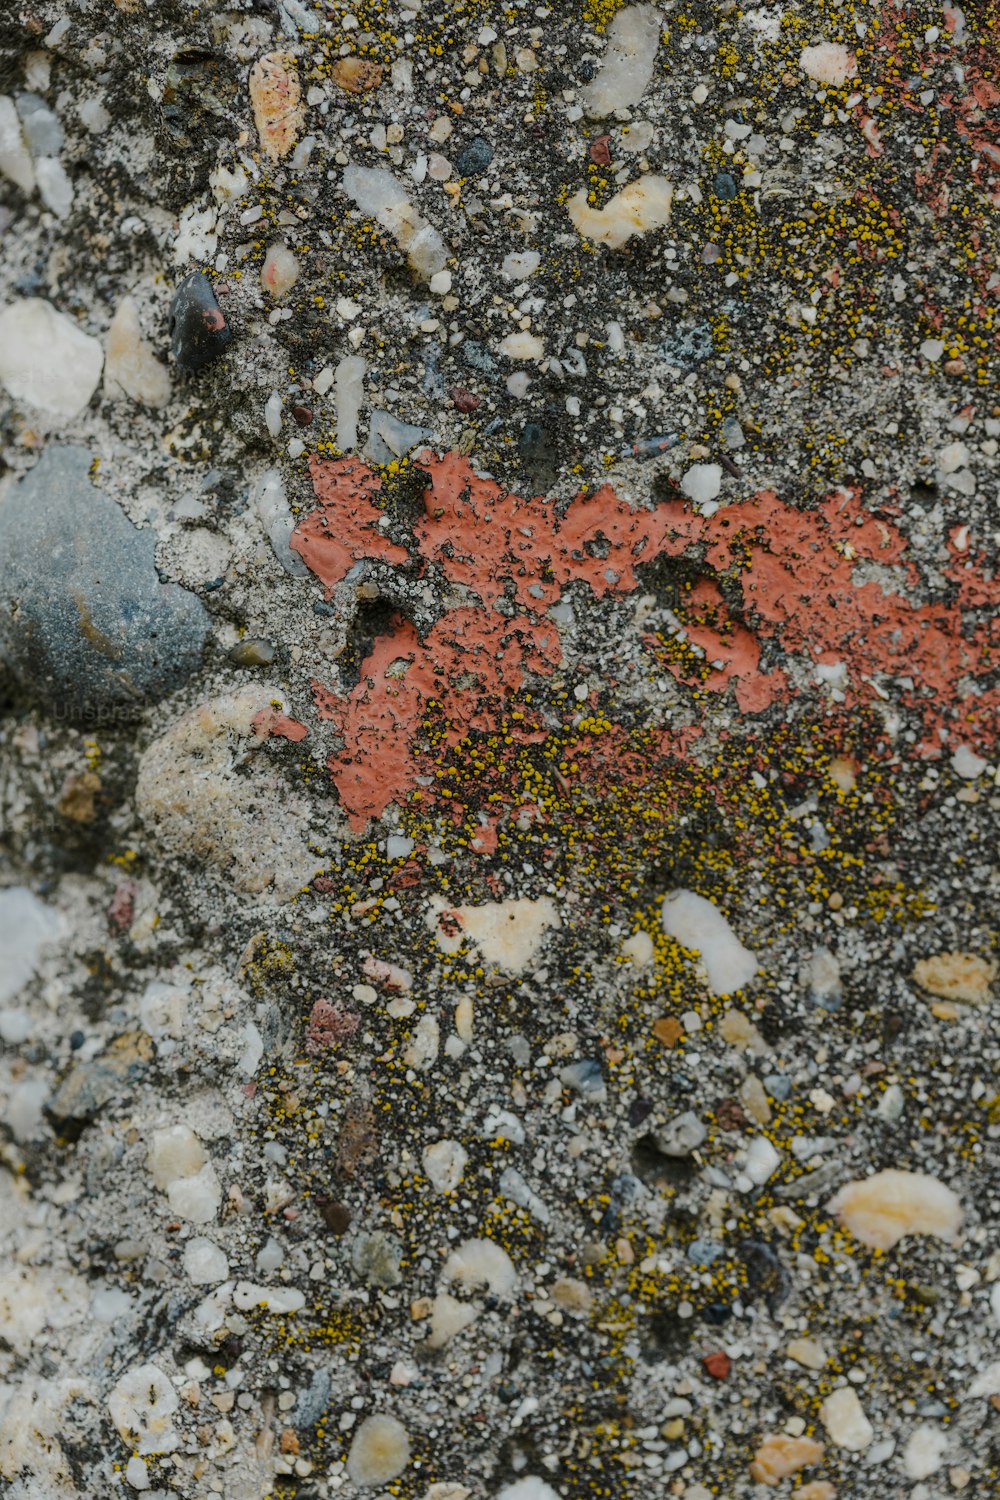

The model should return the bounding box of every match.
[0,446,209,723]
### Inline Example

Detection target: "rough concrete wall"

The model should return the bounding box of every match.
[0,3,997,1499]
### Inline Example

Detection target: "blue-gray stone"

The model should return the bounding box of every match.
[687,1237,724,1266]
[0,446,209,723]
[456,137,493,177]
[295,1367,331,1428]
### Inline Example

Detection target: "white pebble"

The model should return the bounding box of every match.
[742,1136,782,1186]
[902,1425,948,1479]
[500,331,545,361]
[582,5,662,119]
[256,1236,284,1275]
[501,249,541,280]
[800,43,857,86]
[496,1481,562,1500]
[167,1163,222,1224]
[264,389,283,438]
[0,94,35,193]
[442,1238,517,1297]
[346,1413,411,1486]
[951,743,987,779]
[335,354,366,450]
[423,1139,468,1193]
[125,1456,150,1491]
[252,467,310,576]
[0,297,103,417]
[108,1364,180,1454]
[183,1237,229,1286]
[0,887,61,1006]
[660,889,757,995]
[34,155,73,218]
[232,1281,305,1314]
[148,1124,205,1190]
[681,462,722,508]
[343,163,449,281]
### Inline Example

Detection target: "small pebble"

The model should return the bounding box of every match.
[346,1413,411,1487]
[169,271,232,373]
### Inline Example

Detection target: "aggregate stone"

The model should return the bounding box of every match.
[0,446,209,722]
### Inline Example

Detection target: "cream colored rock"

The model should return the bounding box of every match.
[426,895,559,973]
[621,929,654,965]
[261,243,300,298]
[148,1124,205,1190]
[346,1413,411,1486]
[104,296,171,408]
[568,176,673,250]
[582,5,662,119]
[828,1169,963,1251]
[425,1292,477,1349]
[787,1337,827,1371]
[423,1139,468,1193]
[661,890,758,995]
[0,298,103,418]
[797,1485,836,1500]
[819,1387,873,1451]
[800,43,857,86]
[108,1364,180,1454]
[912,951,995,1005]
[552,1276,592,1313]
[136,690,320,900]
[442,1237,517,1297]
[749,1433,825,1485]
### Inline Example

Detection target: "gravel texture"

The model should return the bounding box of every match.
[0,4,997,1500]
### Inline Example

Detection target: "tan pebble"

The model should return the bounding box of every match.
[948,1470,971,1491]
[829,755,857,792]
[912,951,996,1005]
[797,1484,836,1500]
[652,1016,684,1048]
[819,1387,873,1451]
[741,1074,772,1125]
[279,1429,299,1454]
[663,1418,685,1440]
[409,1296,432,1321]
[719,1008,766,1051]
[57,769,101,822]
[931,1002,960,1022]
[749,1433,825,1484]
[332,57,382,93]
[787,1337,827,1371]
[551,1276,592,1313]
[249,51,304,162]
[616,1238,634,1264]
[829,1168,962,1250]
[827,891,844,911]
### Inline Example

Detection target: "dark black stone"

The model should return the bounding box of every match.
[169,271,233,373]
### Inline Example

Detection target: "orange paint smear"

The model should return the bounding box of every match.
[294,455,997,828]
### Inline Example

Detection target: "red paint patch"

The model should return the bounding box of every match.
[294,454,997,829]
[251,707,310,741]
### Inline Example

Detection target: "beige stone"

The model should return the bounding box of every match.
[749,1433,825,1485]
[787,1337,827,1371]
[828,1169,963,1250]
[346,1414,410,1487]
[912,951,996,1005]
[249,51,304,162]
[568,176,673,250]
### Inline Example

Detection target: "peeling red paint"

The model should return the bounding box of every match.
[294,454,997,829]
[251,707,310,741]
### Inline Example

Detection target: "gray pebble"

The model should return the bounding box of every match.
[0,447,209,723]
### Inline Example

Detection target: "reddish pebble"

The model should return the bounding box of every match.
[589,134,611,165]
[703,1351,732,1380]
[108,878,137,934]
[291,404,314,426]
[313,874,336,893]
[449,387,480,413]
